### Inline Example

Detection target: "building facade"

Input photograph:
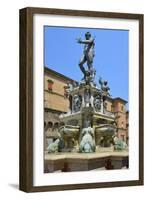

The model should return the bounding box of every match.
[44,67,75,149]
[44,67,129,149]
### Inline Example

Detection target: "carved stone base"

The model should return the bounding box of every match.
[44,152,128,173]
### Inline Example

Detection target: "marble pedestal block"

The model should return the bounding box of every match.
[44,152,128,173]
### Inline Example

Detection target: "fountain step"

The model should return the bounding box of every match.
[44,151,128,172]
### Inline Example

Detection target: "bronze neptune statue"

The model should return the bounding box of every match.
[77,32,95,79]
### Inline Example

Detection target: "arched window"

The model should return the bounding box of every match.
[53,122,59,130]
[48,121,53,130]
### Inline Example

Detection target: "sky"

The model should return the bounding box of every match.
[44,26,128,102]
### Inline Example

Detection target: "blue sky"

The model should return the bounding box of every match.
[44,26,128,102]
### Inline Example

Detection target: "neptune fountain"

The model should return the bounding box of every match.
[45,32,128,172]
[47,31,127,154]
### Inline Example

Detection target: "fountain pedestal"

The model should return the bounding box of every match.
[59,72,116,153]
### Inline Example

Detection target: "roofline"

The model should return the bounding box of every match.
[105,95,113,102]
[44,66,77,83]
[113,97,128,104]
[105,96,127,104]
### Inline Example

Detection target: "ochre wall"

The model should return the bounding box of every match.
[44,73,69,113]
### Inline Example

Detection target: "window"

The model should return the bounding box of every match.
[121,105,124,111]
[48,121,53,130]
[121,122,124,128]
[54,122,59,129]
[53,122,59,132]
[64,85,68,97]
[121,135,125,141]
[47,79,53,91]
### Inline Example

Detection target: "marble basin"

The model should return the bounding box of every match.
[95,124,116,136]
[59,125,80,137]
[95,124,116,147]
